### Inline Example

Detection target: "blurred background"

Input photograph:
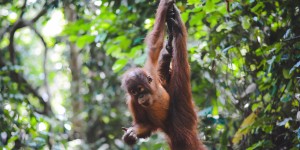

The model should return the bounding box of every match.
[0,0,299,149]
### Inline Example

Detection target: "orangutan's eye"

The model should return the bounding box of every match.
[147,76,152,83]
[138,86,144,92]
[130,90,137,95]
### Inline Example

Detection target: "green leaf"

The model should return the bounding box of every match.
[107,45,121,55]
[133,37,144,45]
[216,21,236,32]
[232,111,258,144]
[189,12,204,26]
[247,140,265,150]
[251,103,261,111]
[182,11,190,23]
[76,35,95,49]
[112,59,128,72]
[283,69,291,79]
[206,13,220,28]
[251,2,264,14]
[95,33,107,42]
[204,0,216,13]
[242,16,251,30]
[69,35,78,42]
[127,45,143,58]
[264,104,272,113]
[292,100,299,107]
[289,61,300,74]
[187,0,199,5]
[267,56,276,73]
[102,116,110,124]
[115,35,131,49]
[134,53,147,65]
[280,94,292,102]
[212,99,218,117]
[262,125,273,133]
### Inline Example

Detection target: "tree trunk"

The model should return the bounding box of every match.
[64,4,85,140]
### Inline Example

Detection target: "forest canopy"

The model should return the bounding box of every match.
[0,0,299,149]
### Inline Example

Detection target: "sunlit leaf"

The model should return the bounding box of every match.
[95,33,107,42]
[283,69,292,79]
[112,59,128,72]
[246,140,265,150]
[182,11,190,23]
[134,53,146,65]
[276,117,292,126]
[267,56,276,73]
[102,116,110,124]
[204,0,215,13]
[232,110,258,144]
[76,35,95,49]
[127,45,143,58]
[187,0,199,5]
[241,16,251,30]
[289,61,300,74]
[107,45,121,55]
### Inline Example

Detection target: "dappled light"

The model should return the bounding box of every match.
[0,0,299,149]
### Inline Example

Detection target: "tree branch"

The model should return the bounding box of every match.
[20,0,27,17]
[283,35,300,42]
[30,8,47,24]
[4,0,57,114]
[8,0,55,65]
[29,24,51,103]
[0,57,48,115]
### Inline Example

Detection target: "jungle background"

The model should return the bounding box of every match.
[0,0,299,149]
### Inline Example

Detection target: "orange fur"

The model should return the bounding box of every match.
[122,0,206,149]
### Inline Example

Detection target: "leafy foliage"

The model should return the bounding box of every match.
[0,0,299,149]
